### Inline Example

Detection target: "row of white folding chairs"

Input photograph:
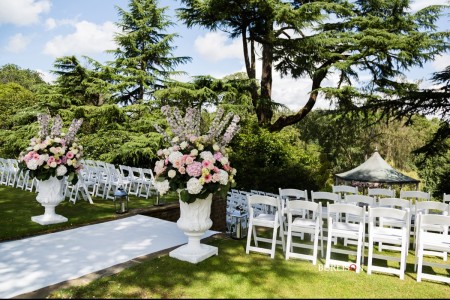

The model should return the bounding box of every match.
[77,160,157,201]
[245,193,450,283]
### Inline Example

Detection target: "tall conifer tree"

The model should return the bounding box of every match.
[109,0,191,105]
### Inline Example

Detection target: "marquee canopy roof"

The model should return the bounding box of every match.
[334,150,420,184]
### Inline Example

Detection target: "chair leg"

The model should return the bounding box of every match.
[367,235,373,275]
[271,226,278,259]
[416,245,424,282]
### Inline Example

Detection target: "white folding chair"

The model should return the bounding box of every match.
[377,197,412,251]
[325,203,365,273]
[400,190,431,242]
[246,194,285,259]
[311,191,339,244]
[415,214,450,283]
[285,200,323,265]
[414,201,449,260]
[138,168,157,199]
[368,188,395,205]
[332,185,358,202]
[367,207,409,280]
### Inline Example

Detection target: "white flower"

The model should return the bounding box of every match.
[220,157,229,165]
[180,141,188,149]
[190,149,198,156]
[168,151,183,164]
[56,165,67,176]
[26,159,39,170]
[172,136,179,143]
[219,170,229,185]
[54,137,61,143]
[168,169,176,178]
[154,180,170,195]
[49,161,57,168]
[187,177,203,194]
[213,144,220,151]
[200,151,214,162]
[163,148,170,156]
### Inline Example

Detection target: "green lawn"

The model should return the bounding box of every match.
[0,185,177,242]
[1,185,449,298]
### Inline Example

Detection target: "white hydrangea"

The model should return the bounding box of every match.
[154,180,170,195]
[186,177,203,194]
[56,165,67,176]
[26,160,39,170]
[168,151,183,164]
[219,170,229,185]
[200,151,214,162]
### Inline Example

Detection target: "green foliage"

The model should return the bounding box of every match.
[0,63,45,91]
[230,118,323,193]
[178,0,448,131]
[108,0,191,104]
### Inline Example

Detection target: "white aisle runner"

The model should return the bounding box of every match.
[0,215,217,298]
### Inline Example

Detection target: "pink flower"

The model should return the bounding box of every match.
[185,156,194,165]
[66,151,74,159]
[203,173,212,183]
[213,167,220,173]
[186,162,202,177]
[179,166,186,174]
[202,160,212,169]
[214,152,223,160]
[223,164,232,171]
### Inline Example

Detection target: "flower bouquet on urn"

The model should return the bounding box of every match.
[18,114,83,225]
[153,105,240,264]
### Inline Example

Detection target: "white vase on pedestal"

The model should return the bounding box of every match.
[169,193,218,264]
[31,176,68,225]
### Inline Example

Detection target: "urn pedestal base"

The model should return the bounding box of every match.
[31,211,68,225]
[169,231,218,264]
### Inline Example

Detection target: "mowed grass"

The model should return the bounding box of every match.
[49,236,450,299]
[1,185,449,298]
[0,185,177,242]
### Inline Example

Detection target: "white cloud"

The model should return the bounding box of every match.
[431,54,450,71]
[0,0,51,26]
[5,33,31,53]
[409,0,449,12]
[36,69,55,83]
[44,18,56,30]
[43,20,117,57]
[194,32,243,62]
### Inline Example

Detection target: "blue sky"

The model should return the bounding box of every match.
[0,0,449,111]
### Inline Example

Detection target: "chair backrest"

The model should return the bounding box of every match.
[368,207,408,229]
[247,194,282,218]
[378,197,411,210]
[417,214,450,233]
[327,203,365,222]
[332,185,358,201]
[400,190,430,204]
[311,191,339,205]
[344,194,376,207]
[415,201,449,216]
[286,199,321,220]
[368,188,395,198]
[279,188,308,200]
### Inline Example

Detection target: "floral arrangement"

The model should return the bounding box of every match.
[18,114,84,185]
[153,105,240,203]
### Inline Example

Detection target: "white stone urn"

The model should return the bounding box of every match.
[169,193,218,264]
[31,176,68,225]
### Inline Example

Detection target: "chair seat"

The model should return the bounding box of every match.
[291,218,316,229]
[372,227,404,240]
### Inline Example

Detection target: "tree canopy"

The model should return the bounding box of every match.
[177,0,449,131]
